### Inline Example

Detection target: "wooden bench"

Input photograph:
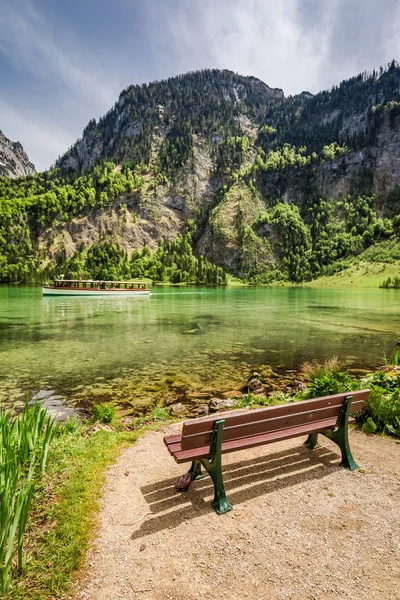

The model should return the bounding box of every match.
[164,389,370,514]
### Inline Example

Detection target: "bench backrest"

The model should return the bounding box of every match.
[180,389,370,451]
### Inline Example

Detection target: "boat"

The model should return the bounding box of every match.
[42,279,151,296]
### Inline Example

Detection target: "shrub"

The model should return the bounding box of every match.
[92,403,115,424]
[362,417,378,434]
[301,357,355,397]
[364,389,400,436]
[301,356,342,381]
[308,372,355,397]
[365,371,399,392]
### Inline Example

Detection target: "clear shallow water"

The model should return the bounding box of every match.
[0,285,399,411]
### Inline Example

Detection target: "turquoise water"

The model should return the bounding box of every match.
[0,285,398,411]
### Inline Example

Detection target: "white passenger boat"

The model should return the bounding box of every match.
[42,279,150,296]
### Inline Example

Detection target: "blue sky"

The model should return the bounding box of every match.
[1,0,400,171]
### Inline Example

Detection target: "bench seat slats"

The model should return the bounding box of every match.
[164,434,181,446]
[181,400,364,450]
[181,389,369,438]
[170,417,356,464]
[166,441,182,456]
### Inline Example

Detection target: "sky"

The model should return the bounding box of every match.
[1,0,400,171]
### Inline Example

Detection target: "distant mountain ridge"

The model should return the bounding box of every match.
[57,69,284,172]
[0,130,35,178]
[1,64,400,284]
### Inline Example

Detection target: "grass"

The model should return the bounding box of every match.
[298,357,400,437]
[304,240,400,288]
[150,406,171,421]
[305,259,400,288]
[3,357,399,598]
[4,417,166,600]
[92,403,116,424]
[0,402,58,593]
[300,357,356,397]
[235,391,293,408]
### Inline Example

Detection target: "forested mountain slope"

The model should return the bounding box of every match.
[1,64,400,283]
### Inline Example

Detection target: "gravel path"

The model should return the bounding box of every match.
[73,426,400,600]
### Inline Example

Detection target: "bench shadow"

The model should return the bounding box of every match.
[131,444,343,540]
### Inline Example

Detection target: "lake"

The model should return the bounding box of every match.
[0,285,398,415]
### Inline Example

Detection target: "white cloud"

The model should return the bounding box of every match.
[0,0,123,169]
[0,101,73,170]
[1,0,400,170]
[143,0,400,94]
[0,0,119,109]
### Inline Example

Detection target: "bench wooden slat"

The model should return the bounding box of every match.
[163,434,181,446]
[181,390,368,438]
[172,417,356,464]
[166,441,182,456]
[181,400,364,450]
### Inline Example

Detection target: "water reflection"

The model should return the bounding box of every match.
[0,285,398,407]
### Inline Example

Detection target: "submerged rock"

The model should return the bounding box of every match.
[243,373,265,395]
[209,397,237,412]
[190,404,209,417]
[169,402,187,416]
[285,379,307,393]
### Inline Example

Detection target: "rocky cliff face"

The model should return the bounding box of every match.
[2,66,400,283]
[0,130,35,178]
[58,69,283,173]
[48,67,400,276]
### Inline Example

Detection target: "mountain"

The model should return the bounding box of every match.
[0,130,35,178]
[1,64,400,284]
[58,69,283,173]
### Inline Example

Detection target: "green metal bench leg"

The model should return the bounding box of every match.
[304,433,320,450]
[322,395,359,471]
[200,420,233,515]
[188,460,204,481]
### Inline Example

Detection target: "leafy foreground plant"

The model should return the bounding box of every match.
[92,403,115,424]
[150,406,171,421]
[392,348,400,366]
[301,357,356,397]
[4,418,163,600]
[362,385,400,437]
[235,391,291,409]
[0,402,57,593]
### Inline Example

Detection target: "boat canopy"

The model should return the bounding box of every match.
[53,279,147,284]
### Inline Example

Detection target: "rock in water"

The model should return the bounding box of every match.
[209,398,237,412]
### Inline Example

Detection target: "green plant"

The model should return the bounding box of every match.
[301,357,356,397]
[92,403,115,424]
[235,392,284,408]
[301,356,342,381]
[150,407,170,421]
[366,371,399,392]
[0,401,57,592]
[362,417,377,434]
[60,414,82,435]
[392,348,400,366]
[363,389,400,436]
[308,371,355,397]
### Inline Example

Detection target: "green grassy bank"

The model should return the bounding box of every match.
[3,415,170,600]
[305,259,400,288]
[305,240,400,288]
[2,358,400,599]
